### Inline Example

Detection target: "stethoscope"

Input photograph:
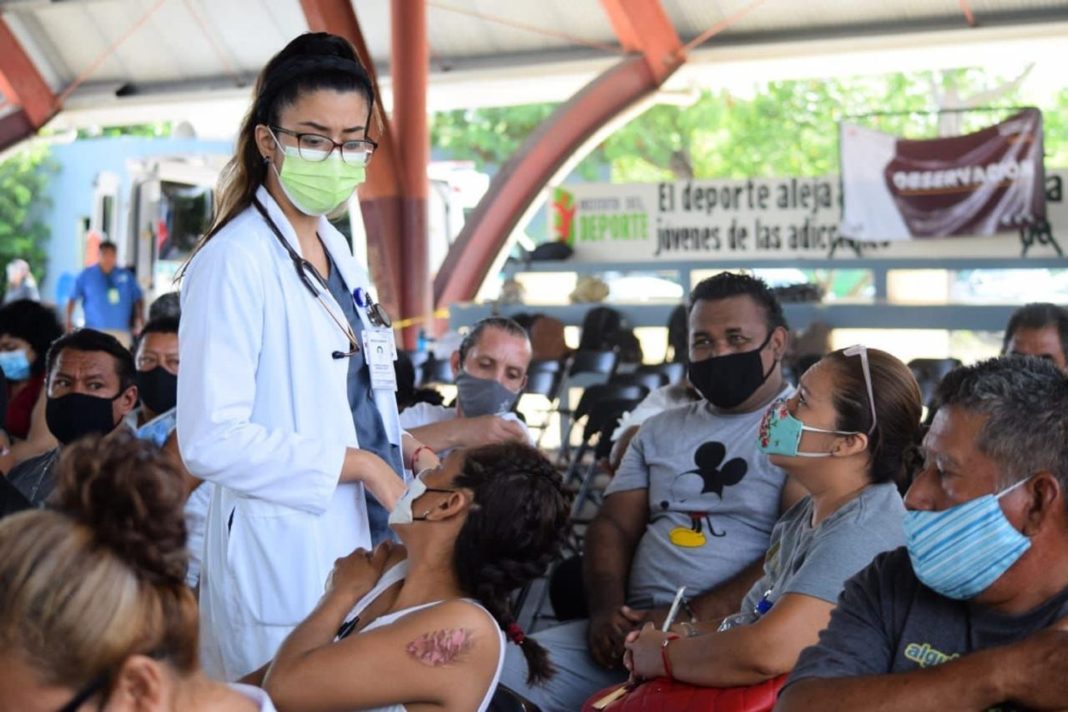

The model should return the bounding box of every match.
[252,197,391,360]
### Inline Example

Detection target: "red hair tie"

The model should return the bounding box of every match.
[506,622,526,646]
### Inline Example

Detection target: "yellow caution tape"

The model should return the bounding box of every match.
[392,308,450,329]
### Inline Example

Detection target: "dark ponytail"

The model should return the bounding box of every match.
[452,443,571,685]
[180,32,374,275]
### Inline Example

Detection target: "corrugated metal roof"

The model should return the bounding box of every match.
[1,0,1066,125]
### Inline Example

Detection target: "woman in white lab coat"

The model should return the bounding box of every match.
[177,33,423,681]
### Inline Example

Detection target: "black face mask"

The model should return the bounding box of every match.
[45,392,124,446]
[687,330,777,409]
[137,367,177,415]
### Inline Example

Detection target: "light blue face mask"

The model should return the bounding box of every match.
[903,476,1033,600]
[757,345,878,459]
[757,397,859,458]
[0,349,31,381]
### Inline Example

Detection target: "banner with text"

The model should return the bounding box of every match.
[550,176,855,262]
[839,108,1045,242]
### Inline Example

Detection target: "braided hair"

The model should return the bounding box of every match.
[451,443,571,685]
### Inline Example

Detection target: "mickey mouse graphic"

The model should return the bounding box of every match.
[658,441,748,548]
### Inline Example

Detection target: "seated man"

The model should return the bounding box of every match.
[502,273,805,711]
[6,329,138,506]
[779,356,1068,712]
[129,315,209,589]
[1002,302,1068,373]
[400,317,533,457]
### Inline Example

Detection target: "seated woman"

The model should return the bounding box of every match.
[622,346,921,690]
[0,433,274,711]
[0,299,62,472]
[261,442,570,712]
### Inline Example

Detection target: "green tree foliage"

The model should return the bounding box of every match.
[429,68,1062,182]
[431,104,557,168]
[0,145,57,296]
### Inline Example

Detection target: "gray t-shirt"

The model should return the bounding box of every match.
[738,482,905,618]
[606,392,791,608]
[787,547,1068,712]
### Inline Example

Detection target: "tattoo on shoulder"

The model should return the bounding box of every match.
[405,628,475,667]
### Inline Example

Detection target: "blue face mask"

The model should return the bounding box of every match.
[0,349,31,381]
[757,397,858,458]
[903,477,1033,600]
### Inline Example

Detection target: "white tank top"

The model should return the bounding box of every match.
[340,561,506,712]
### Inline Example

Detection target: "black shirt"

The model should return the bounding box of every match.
[7,448,60,507]
[788,546,1068,712]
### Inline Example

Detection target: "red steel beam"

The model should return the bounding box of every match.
[0,17,57,150]
[390,0,430,348]
[601,0,680,81]
[0,109,35,151]
[433,0,683,308]
[299,0,405,326]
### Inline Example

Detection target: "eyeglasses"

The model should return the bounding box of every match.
[843,344,877,435]
[271,126,376,167]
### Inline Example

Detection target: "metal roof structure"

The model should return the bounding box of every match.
[2,0,1067,144]
[2,0,1067,339]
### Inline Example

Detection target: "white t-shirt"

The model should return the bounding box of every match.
[611,383,700,440]
[228,682,278,711]
[398,403,533,458]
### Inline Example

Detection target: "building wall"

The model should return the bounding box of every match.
[42,136,231,305]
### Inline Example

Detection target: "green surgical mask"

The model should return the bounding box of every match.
[273,143,366,216]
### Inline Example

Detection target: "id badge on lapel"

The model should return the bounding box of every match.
[363,328,397,391]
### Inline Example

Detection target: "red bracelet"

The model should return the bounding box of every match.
[410,445,433,472]
[661,634,680,680]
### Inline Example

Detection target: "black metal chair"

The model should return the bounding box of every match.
[487,684,541,712]
[518,390,644,630]
[637,361,686,385]
[556,350,619,458]
[420,356,454,386]
[403,349,430,377]
[560,382,646,479]
[525,359,563,398]
[610,370,666,393]
[908,357,961,410]
[567,349,618,381]
[568,394,646,520]
[520,359,564,445]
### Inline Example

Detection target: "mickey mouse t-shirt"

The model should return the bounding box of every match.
[606,389,792,609]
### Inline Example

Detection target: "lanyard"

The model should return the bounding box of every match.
[252,197,359,359]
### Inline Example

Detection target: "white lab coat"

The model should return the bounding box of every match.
[177,186,405,681]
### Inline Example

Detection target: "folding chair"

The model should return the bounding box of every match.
[488,684,542,712]
[908,357,961,411]
[420,356,454,386]
[520,359,564,445]
[555,349,618,459]
[610,370,666,393]
[636,361,685,385]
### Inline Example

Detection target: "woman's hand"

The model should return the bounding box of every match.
[624,623,672,679]
[402,434,440,473]
[342,448,407,511]
[325,541,395,605]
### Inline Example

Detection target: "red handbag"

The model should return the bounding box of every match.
[582,674,788,712]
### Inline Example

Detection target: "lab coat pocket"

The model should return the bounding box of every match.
[226,503,325,626]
